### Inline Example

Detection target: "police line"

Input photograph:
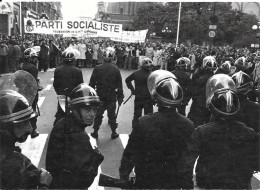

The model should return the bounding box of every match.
[24,18,122,38]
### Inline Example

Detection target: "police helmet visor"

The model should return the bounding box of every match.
[206,74,237,108]
[70,83,100,107]
[210,89,239,116]
[155,78,183,106]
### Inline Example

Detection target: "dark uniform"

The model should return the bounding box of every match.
[179,74,260,189]
[125,68,153,127]
[236,97,260,132]
[188,56,217,127]
[0,134,42,188]
[89,60,124,136]
[120,108,194,189]
[188,70,213,127]
[39,42,49,72]
[179,120,259,189]
[120,70,194,189]
[17,61,39,137]
[53,63,83,123]
[46,116,99,189]
[172,69,192,116]
[232,71,260,133]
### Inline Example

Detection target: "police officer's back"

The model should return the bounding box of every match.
[53,47,83,96]
[125,57,153,127]
[89,47,124,139]
[53,47,83,123]
[179,74,259,189]
[188,56,217,127]
[232,71,260,132]
[172,57,192,116]
[119,70,194,189]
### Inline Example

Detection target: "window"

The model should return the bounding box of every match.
[120,7,123,14]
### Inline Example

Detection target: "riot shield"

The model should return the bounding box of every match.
[0,70,37,106]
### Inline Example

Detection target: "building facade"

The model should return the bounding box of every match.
[0,2,62,36]
[96,2,140,30]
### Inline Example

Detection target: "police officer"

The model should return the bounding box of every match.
[17,48,40,138]
[172,57,192,116]
[179,74,259,189]
[53,47,83,124]
[232,71,260,132]
[125,57,153,128]
[188,56,217,127]
[0,90,52,188]
[89,47,124,139]
[46,83,103,189]
[119,70,194,189]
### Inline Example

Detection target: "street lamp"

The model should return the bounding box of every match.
[162,23,172,39]
[252,22,260,51]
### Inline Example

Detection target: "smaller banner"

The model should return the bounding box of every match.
[24,18,122,38]
[111,29,148,43]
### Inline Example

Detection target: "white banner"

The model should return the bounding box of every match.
[24,18,122,38]
[111,29,148,43]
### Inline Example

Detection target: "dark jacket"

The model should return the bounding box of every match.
[17,61,38,80]
[0,134,41,189]
[53,63,83,96]
[178,119,259,189]
[46,116,99,189]
[89,61,124,102]
[172,69,192,105]
[119,107,194,189]
[236,96,260,133]
[125,69,151,99]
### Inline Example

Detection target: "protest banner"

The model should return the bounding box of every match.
[110,29,148,43]
[24,18,122,38]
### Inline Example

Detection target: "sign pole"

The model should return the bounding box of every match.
[176,2,182,46]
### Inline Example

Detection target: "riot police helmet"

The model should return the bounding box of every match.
[70,83,101,126]
[102,47,115,62]
[234,56,251,71]
[70,83,101,108]
[231,71,253,96]
[61,47,80,63]
[140,57,153,70]
[206,74,240,116]
[176,57,191,70]
[147,70,183,108]
[0,90,36,124]
[215,61,231,75]
[202,56,218,70]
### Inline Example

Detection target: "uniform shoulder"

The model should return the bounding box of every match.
[138,112,158,122]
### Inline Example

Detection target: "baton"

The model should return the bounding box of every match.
[36,103,40,116]
[116,105,120,118]
[123,94,133,105]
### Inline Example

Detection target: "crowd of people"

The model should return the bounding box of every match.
[0,33,260,189]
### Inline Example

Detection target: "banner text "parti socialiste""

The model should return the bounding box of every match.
[35,20,120,33]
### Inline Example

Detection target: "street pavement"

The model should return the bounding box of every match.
[14,67,259,189]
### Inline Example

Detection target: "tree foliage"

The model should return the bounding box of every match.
[132,2,258,47]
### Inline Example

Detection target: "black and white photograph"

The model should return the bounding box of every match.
[0,0,259,189]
